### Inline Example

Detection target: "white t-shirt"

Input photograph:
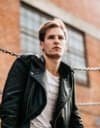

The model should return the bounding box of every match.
[30,70,59,128]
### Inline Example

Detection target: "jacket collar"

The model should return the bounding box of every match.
[29,55,45,88]
[30,55,73,87]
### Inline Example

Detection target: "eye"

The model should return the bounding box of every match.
[58,35,64,40]
[48,35,55,39]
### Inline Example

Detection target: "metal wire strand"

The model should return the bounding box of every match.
[0,48,100,71]
[73,67,100,71]
[0,48,19,57]
[78,102,100,106]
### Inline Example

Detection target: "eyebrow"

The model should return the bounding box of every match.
[47,34,65,38]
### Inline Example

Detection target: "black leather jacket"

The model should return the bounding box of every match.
[0,55,84,128]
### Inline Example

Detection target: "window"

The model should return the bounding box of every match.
[20,3,88,84]
[20,5,50,55]
[62,28,87,84]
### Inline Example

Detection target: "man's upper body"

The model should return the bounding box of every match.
[0,55,83,128]
[0,18,84,128]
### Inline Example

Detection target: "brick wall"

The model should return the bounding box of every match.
[50,0,100,28]
[77,35,100,128]
[0,0,20,94]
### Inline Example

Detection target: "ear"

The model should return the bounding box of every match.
[40,41,44,51]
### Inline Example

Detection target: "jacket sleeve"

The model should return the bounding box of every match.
[69,72,84,128]
[0,56,29,128]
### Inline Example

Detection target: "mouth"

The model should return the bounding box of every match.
[52,46,62,50]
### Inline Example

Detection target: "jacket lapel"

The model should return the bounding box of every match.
[53,62,72,120]
[23,56,47,123]
[29,55,46,88]
[30,71,45,88]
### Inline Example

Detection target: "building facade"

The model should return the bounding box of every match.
[0,0,100,127]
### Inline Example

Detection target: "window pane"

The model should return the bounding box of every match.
[20,33,40,54]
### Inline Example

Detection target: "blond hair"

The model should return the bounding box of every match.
[38,18,68,41]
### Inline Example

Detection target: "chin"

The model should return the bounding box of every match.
[46,53,62,59]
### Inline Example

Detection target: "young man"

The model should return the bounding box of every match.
[0,19,84,128]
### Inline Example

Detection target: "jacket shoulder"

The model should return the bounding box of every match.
[16,54,40,67]
[60,62,74,73]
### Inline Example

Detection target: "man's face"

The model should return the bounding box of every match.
[40,27,67,59]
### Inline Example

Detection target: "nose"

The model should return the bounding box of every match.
[54,36,60,44]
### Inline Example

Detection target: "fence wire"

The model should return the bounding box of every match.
[78,102,100,106]
[0,48,19,57]
[0,48,100,71]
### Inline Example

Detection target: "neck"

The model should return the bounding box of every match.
[44,56,61,76]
